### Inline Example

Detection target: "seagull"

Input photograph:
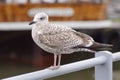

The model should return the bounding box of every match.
[29,12,112,70]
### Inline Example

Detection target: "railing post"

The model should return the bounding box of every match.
[95,51,113,80]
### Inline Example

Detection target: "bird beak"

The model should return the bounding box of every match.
[29,21,36,25]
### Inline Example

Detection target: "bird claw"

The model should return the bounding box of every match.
[49,66,60,70]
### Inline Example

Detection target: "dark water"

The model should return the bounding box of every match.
[0,62,36,79]
[0,61,120,80]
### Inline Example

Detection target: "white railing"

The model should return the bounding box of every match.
[0,20,112,31]
[2,51,120,80]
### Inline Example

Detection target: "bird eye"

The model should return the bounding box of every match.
[40,17,45,20]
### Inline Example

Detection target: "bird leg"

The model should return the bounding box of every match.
[49,54,61,70]
[58,54,61,67]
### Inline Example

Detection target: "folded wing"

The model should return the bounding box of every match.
[38,24,94,49]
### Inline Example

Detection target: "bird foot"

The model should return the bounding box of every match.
[49,65,60,70]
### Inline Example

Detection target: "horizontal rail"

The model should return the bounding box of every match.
[0,20,112,31]
[112,52,120,62]
[2,51,120,80]
[2,56,106,80]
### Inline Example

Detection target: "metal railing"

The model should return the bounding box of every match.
[2,51,120,80]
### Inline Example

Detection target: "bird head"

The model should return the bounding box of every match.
[29,12,48,25]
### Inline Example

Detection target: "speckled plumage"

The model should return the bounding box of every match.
[31,21,95,54]
[29,12,112,69]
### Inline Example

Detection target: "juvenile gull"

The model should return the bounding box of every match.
[29,12,112,70]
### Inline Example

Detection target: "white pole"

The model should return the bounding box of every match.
[95,51,113,80]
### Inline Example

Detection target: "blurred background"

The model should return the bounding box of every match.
[0,0,120,80]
